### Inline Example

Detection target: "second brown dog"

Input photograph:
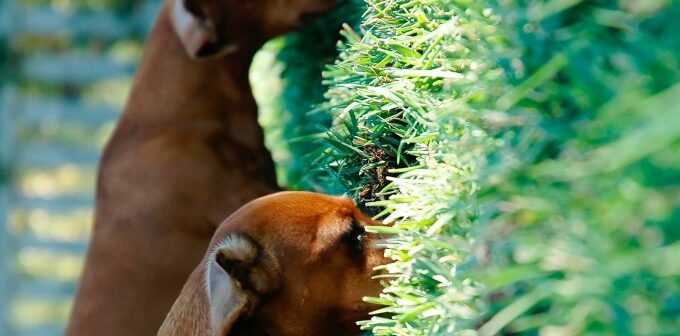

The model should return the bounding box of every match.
[158,191,388,336]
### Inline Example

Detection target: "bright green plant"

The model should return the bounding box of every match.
[255,0,365,190]
[260,0,680,335]
[310,1,499,334]
[474,1,680,335]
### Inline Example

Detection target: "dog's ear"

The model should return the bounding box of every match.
[170,0,237,58]
[206,234,265,335]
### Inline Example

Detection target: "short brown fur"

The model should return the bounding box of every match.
[66,0,334,334]
[158,192,388,336]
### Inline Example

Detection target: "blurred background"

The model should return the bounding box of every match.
[0,0,162,334]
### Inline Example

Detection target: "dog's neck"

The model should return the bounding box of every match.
[120,0,263,132]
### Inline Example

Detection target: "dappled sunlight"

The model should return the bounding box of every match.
[18,165,95,198]
[17,249,84,281]
[84,78,134,107]
[11,299,72,330]
[251,39,289,186]
[16,209,92,242]
[2,1,145,335]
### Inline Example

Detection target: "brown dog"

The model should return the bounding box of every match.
[157,191,387,336]
[66,0,335,335]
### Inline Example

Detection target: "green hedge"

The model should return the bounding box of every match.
[474,1,680,335]
[257,0,680,334]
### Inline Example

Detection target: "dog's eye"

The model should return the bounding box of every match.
[342,219,365,252]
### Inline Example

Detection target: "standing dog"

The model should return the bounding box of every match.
[157,192,388,336]
[66,0,335,335]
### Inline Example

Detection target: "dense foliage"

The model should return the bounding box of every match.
[308,1,496,333]
[255,0,364,190]
[475,1,680,335]
[262,0,680,334]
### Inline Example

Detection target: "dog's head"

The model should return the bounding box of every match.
[205,191,387,335]
[170,0,335,58]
